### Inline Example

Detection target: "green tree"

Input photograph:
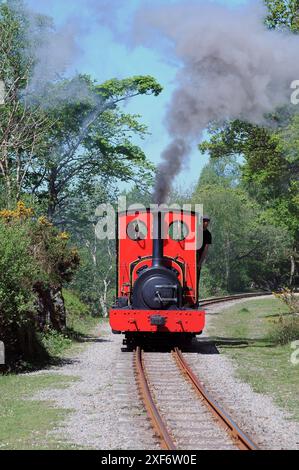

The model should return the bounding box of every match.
[66,184,117,315]
[197,0,299,287]
[32,75,161,221]
[0,1,162,219]
[265,0,299,31]
[0,0,51,205]
[0,202,80,360]
[199,117,298,281]
[191,160,293,293]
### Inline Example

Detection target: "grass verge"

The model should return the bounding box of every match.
[207,297,299,421]
[0,291,108,449]
[37,289,101,358]
[0,373,79,449]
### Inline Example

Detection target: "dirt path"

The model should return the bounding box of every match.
[28,323,157,450]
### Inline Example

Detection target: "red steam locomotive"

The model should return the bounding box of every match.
[109,208,205,343]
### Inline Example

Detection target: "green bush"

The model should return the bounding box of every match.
[0,221,39,327]
[63,289,89,318]
[63,289,97,335]
[38,329,72,357]
[198,265,228,298]
[267,316,299,345]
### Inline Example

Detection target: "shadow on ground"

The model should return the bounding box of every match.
[2,333,112,374]
[120,335,275,354]
[121,336,220,354]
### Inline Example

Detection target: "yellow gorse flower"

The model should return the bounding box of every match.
[0,209,15,220]
[38,216,53,227]
[57,231,70,241]
[0,201,34,220]
[16,201,34,218]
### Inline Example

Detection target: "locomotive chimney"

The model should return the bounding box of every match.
[152,211,164,267]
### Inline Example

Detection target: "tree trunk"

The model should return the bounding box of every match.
[290,253,295,286]
[0,147,13,206]
[35,284,66,332]
[47,166,59,220]
[99,295,108,318]
[225,235,230,291]
[99,279,110,317]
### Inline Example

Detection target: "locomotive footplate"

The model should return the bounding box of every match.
[109,308,205,333]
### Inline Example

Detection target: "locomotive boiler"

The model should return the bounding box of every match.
[109,208,205,343]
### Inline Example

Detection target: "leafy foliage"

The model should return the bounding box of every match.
[0,219,38,327]
[0,2,162,221]
[0,202,79,361]
[267,315,299,345]
[33,75,161,221]
[0,1,163,361]
[273,287,299,314]
[0,1,53,205]
[199,117,299,242]
[265,0,299,31]
[197,1,299,291]
[191,159,293,294]
[38,329,72,357]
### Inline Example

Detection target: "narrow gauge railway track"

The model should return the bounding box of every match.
[135,346,259,450]
[199,291,272,306]
[134,293,264,450]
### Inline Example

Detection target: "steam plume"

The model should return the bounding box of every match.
[134,1,299,203]
[18,0,121,106]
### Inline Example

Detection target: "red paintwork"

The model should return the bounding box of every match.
[110,208,205,335]
[110,309,205,333]
[117,209,199,303]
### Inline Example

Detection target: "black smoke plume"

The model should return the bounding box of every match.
[134,1,299,203]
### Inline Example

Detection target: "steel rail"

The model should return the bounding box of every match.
[173,347,259,450]
[199,291,272,306]
[135,346,176,450]
[134,294,265,450]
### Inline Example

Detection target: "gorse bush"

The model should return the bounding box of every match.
[0,219,44,363]
[29,220,80,286]
[0,202,80,363]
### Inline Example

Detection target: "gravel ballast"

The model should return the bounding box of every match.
[28,323,157,450]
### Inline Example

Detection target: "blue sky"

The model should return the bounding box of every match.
[27,0,249,189]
